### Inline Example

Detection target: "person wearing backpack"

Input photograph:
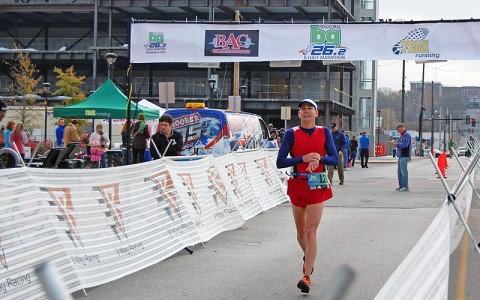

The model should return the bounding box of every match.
[131,113,150,164]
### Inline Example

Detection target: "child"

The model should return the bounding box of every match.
[90,140,105,168]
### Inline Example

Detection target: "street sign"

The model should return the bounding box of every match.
[159,82,175,104]
[280,106,291,120]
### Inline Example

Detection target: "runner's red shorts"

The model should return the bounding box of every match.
[287,178,333,208]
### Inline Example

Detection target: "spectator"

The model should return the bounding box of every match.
[0,99,6,122]
[359,132,370,168]
[276,135,282,148]
[327,122,346,185]
[10,121,29,160]
[55,118,65,147]
[64,119,81,147]
[5,120,15,148]
[0,100,8,169]
[448,139,455,159]
[89,124,110,168]
[343,132,350,168]
[150,114,183,159]
[120,121,131,148]
[389,123,412,192]
[131,113,150,164]
[349,135,358,167]
[89,140,105,168]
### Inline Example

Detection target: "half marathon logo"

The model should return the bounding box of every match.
[300,25,347,60]
[145,32,167,54]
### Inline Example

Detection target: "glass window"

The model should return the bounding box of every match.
[359,97,372,128]
[361,0,374,9]
[360,60,373,90]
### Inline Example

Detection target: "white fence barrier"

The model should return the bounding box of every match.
[375,173,474,299]
[0,148,474,299]
[0,150,288,298]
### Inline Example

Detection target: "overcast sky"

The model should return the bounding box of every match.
[377,0,480,90]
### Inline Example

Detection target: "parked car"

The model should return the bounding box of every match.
[457,146,466,156]
[433,149,451,158]
[165,104,270,156]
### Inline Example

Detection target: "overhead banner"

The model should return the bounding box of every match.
[130,21,480,63]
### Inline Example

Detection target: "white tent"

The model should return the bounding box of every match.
[138,99,166,117]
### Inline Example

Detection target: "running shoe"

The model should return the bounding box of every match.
[297,275,311,293]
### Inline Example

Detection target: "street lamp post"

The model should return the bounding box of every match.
[105,53,117,150]
[207,78,216,108]
[418,63,426,157]
[43,82,51,141]
[430,81,434,156]
[377,110,381,156]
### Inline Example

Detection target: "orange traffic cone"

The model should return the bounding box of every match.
[437,152,447,178]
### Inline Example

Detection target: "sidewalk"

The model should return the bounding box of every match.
[74,155,471,300]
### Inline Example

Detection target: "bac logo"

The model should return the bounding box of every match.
[43,187,83,248]
[205,30,259,57]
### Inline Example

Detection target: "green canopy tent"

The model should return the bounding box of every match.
[54,80,159,164]
[53,79,159,120]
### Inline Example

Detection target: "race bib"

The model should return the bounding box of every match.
[308,172,329,190]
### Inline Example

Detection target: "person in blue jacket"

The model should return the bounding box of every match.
[359,132,370,168]
[55,118,65,146]
[277,99,338,294]
[389,123,411,192]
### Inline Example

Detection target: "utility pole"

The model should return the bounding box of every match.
[401,60,405,123]
[418,63,425,156]
[233,10,240,97]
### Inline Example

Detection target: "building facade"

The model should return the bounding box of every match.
[0,0,378,135]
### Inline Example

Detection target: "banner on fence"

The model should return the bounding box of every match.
[233,150,289,211]
[0,169,82,299]
[0,149,288,297]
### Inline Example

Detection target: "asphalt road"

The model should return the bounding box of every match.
[73,155,480,300]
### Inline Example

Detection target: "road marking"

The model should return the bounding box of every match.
[454,216,470,300]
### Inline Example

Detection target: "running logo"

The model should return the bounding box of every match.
[178,173,201,215]
[0,232,8,269]
[391,28,439,59]
[255,157,273,187]
[147,170,182,221]
[225,163,243,198]
[208,164,227,206]
[42,187,83,248]
[95,183,127,240]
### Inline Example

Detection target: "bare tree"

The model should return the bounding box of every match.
[4,50,42,128]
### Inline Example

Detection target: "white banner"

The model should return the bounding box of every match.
[0,168,82,299]
[164,156,246,242]
[375,205,450,300]
[0,149,288,298]
[130,22,480,63]
[210,153,264,221]
[232,150,289,211]
[29,161,203,288]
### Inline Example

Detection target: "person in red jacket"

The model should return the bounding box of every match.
[276,99,338,294]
